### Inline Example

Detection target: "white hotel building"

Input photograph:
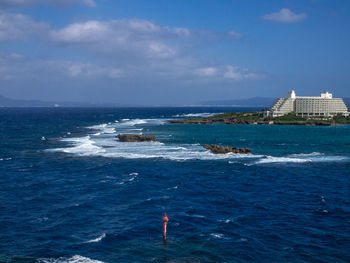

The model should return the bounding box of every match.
[265,90,348,118]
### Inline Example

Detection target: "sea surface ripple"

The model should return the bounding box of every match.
[0,107,350,263]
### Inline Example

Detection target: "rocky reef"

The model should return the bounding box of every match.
[204,144,251,154]
[117,134,159,142]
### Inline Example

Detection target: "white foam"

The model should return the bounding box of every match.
[50,135,265,161]
[254,156,311,164]
[252,153,350,165]
[88,124,115,134]
[86,233,106,243]
[50,136,105,156]
[288,152,323,157]
[49,120,350,163]
[119,118,166,127]
[88,123,107,129]
[172,113,220,118]
[210,233,224,239]
[38,255,104,263]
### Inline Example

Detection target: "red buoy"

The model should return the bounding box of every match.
[163,213,169,240]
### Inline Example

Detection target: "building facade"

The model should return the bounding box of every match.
[265,90,348,118]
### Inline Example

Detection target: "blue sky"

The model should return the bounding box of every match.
[0,0,349,105]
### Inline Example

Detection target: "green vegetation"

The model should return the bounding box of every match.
[207,111,263,121]
[169,111,350,125]
[271,112,306,121]
[333,114,350,124]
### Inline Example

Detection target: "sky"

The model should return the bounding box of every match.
[0,0,349,105]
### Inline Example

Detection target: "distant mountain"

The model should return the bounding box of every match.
[0,95,56,107]
[1,94,349,108]
[201,97,276,107]
[0,95,119,107]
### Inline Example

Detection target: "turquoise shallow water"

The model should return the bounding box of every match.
[0,107,349,263]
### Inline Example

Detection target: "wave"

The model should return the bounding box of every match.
[210,233,225,239]
[253,156,311,164]
[288,152,323,157]
[38,255,104,263]
[86,233,106,243]
[50,136,106,156]
[87,124,115,134]
[252,153,350,165]
[172,113,220,118]
[50,134,262,161]
[48,120,350,164]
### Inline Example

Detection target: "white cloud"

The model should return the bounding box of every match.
[50,19,190,58]
[262,8,306,23]
[228,31,243,38]
[0,52,122,80]
[194,67,218,77]
[223,66,262,80]
[0,12,48,42]
[0,0,96,8]
[66,62,123,78]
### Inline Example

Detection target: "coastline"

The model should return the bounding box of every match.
[169,111,350,126]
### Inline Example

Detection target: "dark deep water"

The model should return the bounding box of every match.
[0,107,349,263]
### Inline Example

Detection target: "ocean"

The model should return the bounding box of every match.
[0,107,349,263]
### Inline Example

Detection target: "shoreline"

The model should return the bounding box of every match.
[169,111,350,126]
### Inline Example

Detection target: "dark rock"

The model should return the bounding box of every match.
[102,145,115,148]
[117,134,159,142]
[203,144,251,154]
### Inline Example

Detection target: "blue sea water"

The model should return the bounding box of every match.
[0,107,350,263]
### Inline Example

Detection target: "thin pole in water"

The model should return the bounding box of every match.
[163,213,169,241]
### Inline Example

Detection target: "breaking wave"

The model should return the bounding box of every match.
[38,255,104,263]
[252,152,350,165]
[86,233,106,243]
[48,119,350,164]
[172,113,220,118]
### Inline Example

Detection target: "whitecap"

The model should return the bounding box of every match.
[128,176,136,182]
[49,136,264,161]
[192,214,205,218]
[253,156,311,164]
[252,153,350,165]
[86,233,106,243]
[38,255,104,263]
[49,136,105,156]
[87,124,115,134]
[172,113,220,118]
[210,233,224,239]
[288,152,323,157]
